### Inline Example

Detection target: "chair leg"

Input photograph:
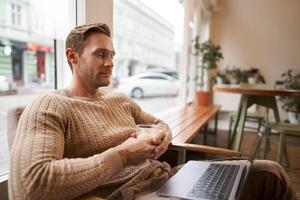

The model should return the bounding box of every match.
[177,150,186,165]
[203,124,208,145]
[263,126,271,159]
[257,119,263,132]
[282,134,291,168]
[277,132,284,165]
[228,116,233,148]
[256,119,263,158]
[214,112,219,134]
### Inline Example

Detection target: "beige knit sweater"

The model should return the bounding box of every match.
[9,89,172,200]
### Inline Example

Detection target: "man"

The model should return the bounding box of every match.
[9,23,296,200]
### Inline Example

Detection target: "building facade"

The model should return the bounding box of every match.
[0,0,55,89]
[113,0,176,78]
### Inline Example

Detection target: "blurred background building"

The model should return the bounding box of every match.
[0,0,55,91]
[113,0,176,79]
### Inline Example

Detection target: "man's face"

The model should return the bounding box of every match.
[75,33,115,88]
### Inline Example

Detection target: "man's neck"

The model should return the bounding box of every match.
[68,81,99,99]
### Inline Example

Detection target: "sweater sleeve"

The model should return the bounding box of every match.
[9,94,123,200]
[126,96,172,142]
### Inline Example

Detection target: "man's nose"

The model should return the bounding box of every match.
[104,58,114,68]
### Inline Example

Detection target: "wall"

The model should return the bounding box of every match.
[211,0,300,82]
[85,0,113,29]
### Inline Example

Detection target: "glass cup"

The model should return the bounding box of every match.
[135,124,160,139]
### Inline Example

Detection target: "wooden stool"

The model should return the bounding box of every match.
[228,112,265,148]
[264,122,300,168]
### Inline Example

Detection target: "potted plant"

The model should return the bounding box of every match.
[224,67,242,84]
[216,71,230,85]
[192,37,223,106]
[244,67,265,84]
[220,67,265,85]
[278,69,300,124]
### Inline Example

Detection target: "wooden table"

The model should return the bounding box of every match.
[214,84,300,151]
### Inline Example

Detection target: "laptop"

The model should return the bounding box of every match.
[156,129,264,200]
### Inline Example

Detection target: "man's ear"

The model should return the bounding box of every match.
[66,48,78,65]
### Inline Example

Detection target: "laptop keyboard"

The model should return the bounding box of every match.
[187,163,240,200]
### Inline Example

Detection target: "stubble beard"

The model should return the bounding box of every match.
[93,74,110,88]
[96,80,110,88]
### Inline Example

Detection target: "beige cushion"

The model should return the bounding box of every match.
[7,106,25,151]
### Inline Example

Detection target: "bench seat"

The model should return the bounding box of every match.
[159,104,220,144]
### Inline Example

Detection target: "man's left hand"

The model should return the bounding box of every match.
[131,128,170,159]
[153,129,170,159]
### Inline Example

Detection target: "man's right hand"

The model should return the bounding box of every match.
[115,137,160,166]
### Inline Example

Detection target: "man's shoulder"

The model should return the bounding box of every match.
[26,89,70,111]
[34,89,69,102]
[101,89,132,102]
[19,90,70,125]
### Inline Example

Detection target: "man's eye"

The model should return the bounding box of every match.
[96,52,105,57]
[96,51,114,58]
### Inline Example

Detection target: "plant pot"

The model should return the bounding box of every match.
[229,77,238,85]
[288,112,300,124]
[248,76,258,84]
[196,91,212,106]
[216,76,223,85]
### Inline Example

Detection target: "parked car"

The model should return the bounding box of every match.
[147,69,179,79]
[117,72,179,99]
[0,75,10,91]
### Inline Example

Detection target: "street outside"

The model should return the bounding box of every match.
[0,93,179,174]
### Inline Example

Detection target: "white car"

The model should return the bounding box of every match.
[147,69,178,79]
[117,72,179,99]
[0,75,10,91]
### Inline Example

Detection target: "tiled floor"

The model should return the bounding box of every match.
[189,130,300,199]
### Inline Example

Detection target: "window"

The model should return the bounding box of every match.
[113,0,183,114]
[11,3,22,27]
[0,0,75,178]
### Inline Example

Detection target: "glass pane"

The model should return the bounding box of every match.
[113,0,183,114]
[0,0,75,175]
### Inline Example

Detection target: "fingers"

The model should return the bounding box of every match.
[146,152,156,159]
[152,137,162,145]
[153,137,169,159]
[123,138,158,165]
[133,130,168,160]
[141,142,157,160]
[153,130,164,139]
[142,137,158,151]
[152,130,165,144]
[131,132,137,138]
[141,138,161,160]
[154,146,166,158]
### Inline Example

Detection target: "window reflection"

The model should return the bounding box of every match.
[113,0,182,114]
[0,0,74,175]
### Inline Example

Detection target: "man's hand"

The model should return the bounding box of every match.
[115,136,161,166]
[131,128,171,159]
[153,129,171,159]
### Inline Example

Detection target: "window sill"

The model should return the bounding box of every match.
[0,171,8,183]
